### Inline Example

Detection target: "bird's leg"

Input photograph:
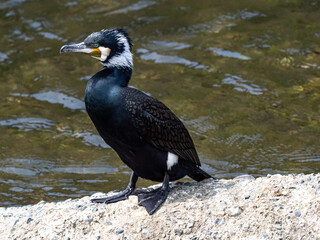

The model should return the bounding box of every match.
[91,171,139,204]
[137,172,170,215]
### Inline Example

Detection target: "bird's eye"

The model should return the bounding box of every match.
[93,43,99,48]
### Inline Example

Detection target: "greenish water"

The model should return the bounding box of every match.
[0,0,319,206]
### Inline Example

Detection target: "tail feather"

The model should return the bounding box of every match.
[187,167,212,182]
[182,161,213,182]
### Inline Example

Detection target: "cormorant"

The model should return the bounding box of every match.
[60,29,212,215]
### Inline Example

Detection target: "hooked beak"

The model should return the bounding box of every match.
[60,42,111,62]
[60,42,92,54]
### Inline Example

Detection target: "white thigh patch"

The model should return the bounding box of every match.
[167,152,179,170]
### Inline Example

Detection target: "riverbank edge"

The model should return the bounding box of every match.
[0,173,319,239]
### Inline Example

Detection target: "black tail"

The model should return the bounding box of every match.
[183,161,213,182]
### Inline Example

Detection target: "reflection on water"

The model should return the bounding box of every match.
[138,48,211,70]
[72,132,110,148]
[0,0,26,10]
[52,166,118,174]
[0,0,320,207]
[184,116,217,134]
[179,9,266,35]
[107,0,156,15]
[145,41,192,50]
[0,157,118,205]
[0,167,38,176]
[0,52,9,62]
[0,117,56,131]
[12,92,85,111]
[220,74,267,95]
[209,47,250,60]
[39,32,63,41]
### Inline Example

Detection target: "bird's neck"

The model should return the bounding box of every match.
[97,67,132,87]
[85,66,132,116]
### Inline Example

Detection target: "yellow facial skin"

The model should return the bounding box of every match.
[90,48,102,58]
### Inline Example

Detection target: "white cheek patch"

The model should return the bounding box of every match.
[167,152,179,170]
[99,47,111,61]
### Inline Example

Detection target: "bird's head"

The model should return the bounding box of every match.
[60,28,133,69]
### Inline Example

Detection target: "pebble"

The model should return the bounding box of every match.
[26,218,33,224]
[115,229,124,235]
[36,206,43,212]
[275,224,282,230]
[295,211,301,217]
[299,179,305,184]
[84,216,93,223]
[215,218,221,224]
[174,229,183,235]
[245,195,250,199]
[142,228,148,234]
[227,207,242,217]
[187,221,195,228]
[11,219,19,227]
[218,201,227,211]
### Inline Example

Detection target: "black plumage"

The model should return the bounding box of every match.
[60,28,212,215]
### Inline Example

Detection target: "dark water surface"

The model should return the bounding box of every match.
[0,0,319,206]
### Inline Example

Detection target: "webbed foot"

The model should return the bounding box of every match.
[137,187,169,215]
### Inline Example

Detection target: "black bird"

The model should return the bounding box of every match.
[60,29,212,215]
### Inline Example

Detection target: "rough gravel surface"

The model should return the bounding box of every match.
[0,174,319,240]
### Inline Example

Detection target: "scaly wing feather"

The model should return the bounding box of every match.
[124,87,200,165]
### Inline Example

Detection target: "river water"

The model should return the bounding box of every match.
[0,0,319,206]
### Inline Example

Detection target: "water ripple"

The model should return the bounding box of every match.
[0,52,10,62]
[220,74,267,95]
[137,48,211,70]
[145,40,192,50]
[52,166,118,174]
[179,9,266,35]
[183,116,217,133]
[9,187,33,192]
[106,0,156,15]
[12,91,85,111]
[72,132,110,148]
[0,167,37,176]
[0,0,26,10]
[39,32,63,41]
[0,117,56,132]
[209,47,250,60]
